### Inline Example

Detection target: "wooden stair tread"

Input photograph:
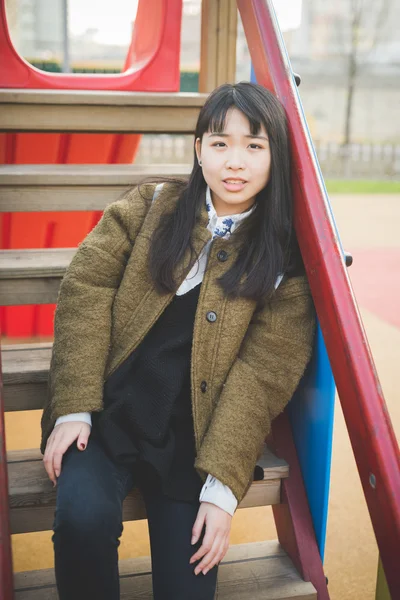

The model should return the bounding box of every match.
[0,89,208,106]
[0,163,192,185]
[13,540,316,599]
[7,447,288,535]
[2,343,52,411]
[0,164,191,212]
[0,89,207,133]
[0,249,75,306]
[0,248,75,278]
[2,342,52,379]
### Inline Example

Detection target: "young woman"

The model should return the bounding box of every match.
[41,81,316,600]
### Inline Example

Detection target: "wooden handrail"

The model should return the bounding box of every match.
[237,0,400,595]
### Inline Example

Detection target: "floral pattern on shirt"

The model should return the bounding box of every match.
[205,186,256,241]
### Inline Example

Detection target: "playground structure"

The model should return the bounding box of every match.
[0,0,182,338]
[0,0,399,598]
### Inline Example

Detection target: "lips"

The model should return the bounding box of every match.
[223,178,247,184]
[222,179,248,192]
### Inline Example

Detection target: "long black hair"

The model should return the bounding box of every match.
[140,81,302,305]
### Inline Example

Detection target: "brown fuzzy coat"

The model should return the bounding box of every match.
[40,182,316,504]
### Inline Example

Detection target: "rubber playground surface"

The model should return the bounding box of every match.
[6,193,400,599]
[321,193,400,599]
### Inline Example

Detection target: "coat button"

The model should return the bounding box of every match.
[217,250,228,262]
[200,380,207,393]
[206,311,217,322]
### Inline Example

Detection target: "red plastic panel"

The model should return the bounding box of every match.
[0,0,181,91]
[0,0,183,336]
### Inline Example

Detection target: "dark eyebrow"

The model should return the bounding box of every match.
[208,132,269,141]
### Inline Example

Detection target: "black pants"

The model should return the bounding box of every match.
[52,437,218,600]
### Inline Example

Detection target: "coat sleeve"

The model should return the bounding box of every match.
[194,275,316,505]
[40,183,156,453]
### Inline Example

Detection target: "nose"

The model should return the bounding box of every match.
[225,148,245,170]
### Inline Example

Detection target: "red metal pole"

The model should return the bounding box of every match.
[0,339,14,598]
[237,0,400,595]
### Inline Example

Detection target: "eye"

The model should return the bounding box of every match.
[249,143,263,149]
[211,142,226,148]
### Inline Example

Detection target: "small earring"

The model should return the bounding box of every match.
[198,160,202,166]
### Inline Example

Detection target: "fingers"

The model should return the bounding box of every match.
[43,423,91,487]
[44,430,68,485]
[189,532,210,565]
[43,434,57,486]
[52,438,70,479]
[77,427,90,451]
[189,503,232,575]
[192,532,228,575]
[201,535,229,574]
[191,510,205,547]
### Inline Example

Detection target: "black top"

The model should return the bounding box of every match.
[91,282,204,502]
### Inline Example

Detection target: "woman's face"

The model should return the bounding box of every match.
[195,107,271,216]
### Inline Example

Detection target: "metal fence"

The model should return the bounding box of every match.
[313,141,400,179]
[135,135,400,179]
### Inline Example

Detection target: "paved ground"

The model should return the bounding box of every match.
[6,193,400,599]
[321,194,400,598]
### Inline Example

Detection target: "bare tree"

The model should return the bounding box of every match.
[343,0,390,146]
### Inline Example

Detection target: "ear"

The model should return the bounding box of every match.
[195,137,202,164]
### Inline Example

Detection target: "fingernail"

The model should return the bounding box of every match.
[203,569,208,575]
[191,537,196,544]
[80,443,86,450]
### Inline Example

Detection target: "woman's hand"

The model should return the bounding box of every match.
[43,422,91,487]
[189,502,232,575]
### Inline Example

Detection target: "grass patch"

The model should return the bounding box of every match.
[325,180,400,194]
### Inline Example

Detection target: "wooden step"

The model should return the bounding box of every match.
[2,343,52,411]
[0,249,75,306]
[0,164,191,212]
[7,447,289,535]
[0,89,207,133]
[13,540,317,599]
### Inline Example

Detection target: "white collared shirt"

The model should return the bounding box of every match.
[176,186,256,296]
[55,184,283,516]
